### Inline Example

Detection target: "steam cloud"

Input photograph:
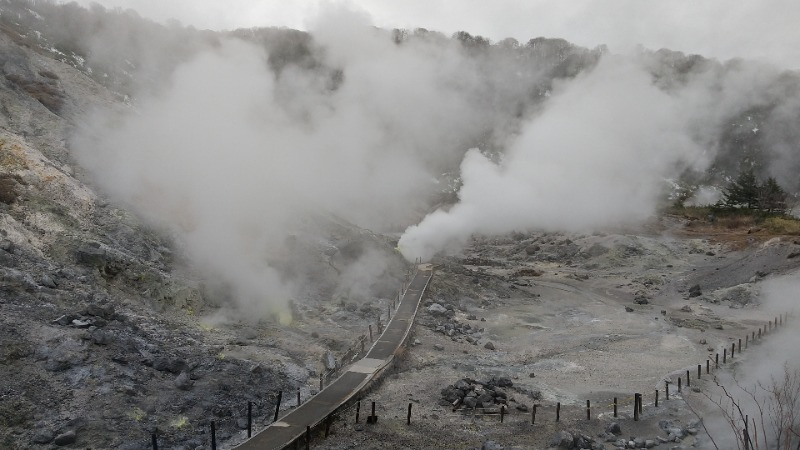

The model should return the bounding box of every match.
[70,3,800,318]
[399,56,708,261]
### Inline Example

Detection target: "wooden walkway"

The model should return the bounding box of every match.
[234,265,433,450]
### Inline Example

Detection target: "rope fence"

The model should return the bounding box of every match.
[147,293,791,449]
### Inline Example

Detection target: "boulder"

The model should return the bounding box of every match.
[549,430,574,449]
[605,422,621,435]
[484,341,496,350]
[53,430,76,446]
[427,303,448,315]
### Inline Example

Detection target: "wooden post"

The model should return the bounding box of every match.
[638,393,643,415]
[388,305,391,320]
[556,402,560,422]
[211,421,217,450]
[355,401,360,423]
[758,327,762,338]
[665,381,669,400]
[586,400,591,420]
[369,325,373,342]
[407,403,412,425]
[698,364,702,380]
[247,401,252,438]
[274,391,283,422]
[500,405,505,423]
[678,377,682,393]
[297,389,301,406]
[633,394,639,421]
[746,335,749,349]
[320,373,324,391]
[716,353,719,368]
[151,433,158,450]
[325,416,332,438]
[686,370,690,388]
[613,397,618,417]
[707,359,710,374]
[306,425,310,450]
[738,338,742,353]
[655,389,659,407]
[731,342,735,358]
[532,404,537,424]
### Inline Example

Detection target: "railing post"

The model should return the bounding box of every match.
[151,433,158,450]
[407,403,412,425]
[556,402,560,422]
[613,397,617,417]
[247,401,252,438]
[211,421,217,450]
[274,391,283,422]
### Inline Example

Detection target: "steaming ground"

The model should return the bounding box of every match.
[308,219,800,450]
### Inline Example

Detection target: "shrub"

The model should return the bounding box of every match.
[763,217,800,235]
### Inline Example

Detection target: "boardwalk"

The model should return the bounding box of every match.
[234,265,433,450]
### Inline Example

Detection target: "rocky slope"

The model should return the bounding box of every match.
[0,23,408,449]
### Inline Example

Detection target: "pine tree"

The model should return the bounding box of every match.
[723,168,761,209]
[759,177,788,214]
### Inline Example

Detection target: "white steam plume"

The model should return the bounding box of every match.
[72,8,505,318]
[399,55,707,261]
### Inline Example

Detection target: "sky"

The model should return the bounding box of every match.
[66,0,800,69]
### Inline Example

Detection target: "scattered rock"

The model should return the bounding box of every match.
[174,371,193,390]
[53,430,76,446]
[433,344,444,351]
[699,338,707,345]
[549,430,574,449]
[606,422,621,435]
[484,341,495,351]
[689,284,702,297]
[634,296,649,305]
[482,441,504,450]
[32,429,54,444]
[680,305,692,312]
[625,306,634,312]
[153,357,187,374]
[427,303,448,315]
[788,251,800,259]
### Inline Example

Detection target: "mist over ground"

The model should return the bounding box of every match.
[46,1,800,316]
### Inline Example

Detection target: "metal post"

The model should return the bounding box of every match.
[638,393,642,415]
[247,401,252,438]
[724,348,727,364]
[746,335,749,349]
[388,305,391,321]
[707,359,710,374]
[732,342,735,359]
[698,364,702,380]
[716,353,719,368]
[678,377,682,393]
[738,338,742,353]
[274,391,283,422]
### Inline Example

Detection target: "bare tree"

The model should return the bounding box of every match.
[695,363,800,450]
